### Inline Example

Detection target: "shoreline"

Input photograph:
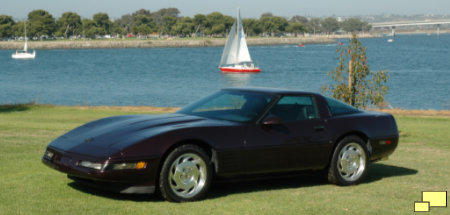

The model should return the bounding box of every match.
[77,106,450,117]
[3,103,448,117]
[0,37,336,50]
[1,32,447,50]
[68,106,450,117]
[0,35,375,50]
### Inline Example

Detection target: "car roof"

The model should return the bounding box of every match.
[222,87,322,96]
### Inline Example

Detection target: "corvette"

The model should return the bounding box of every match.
[42,87,398,202]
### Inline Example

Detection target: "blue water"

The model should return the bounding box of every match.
[1,34,449,109]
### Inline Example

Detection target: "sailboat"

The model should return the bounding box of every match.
[12,22,36,60]
[219,8,260,73]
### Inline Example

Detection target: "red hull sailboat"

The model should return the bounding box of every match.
[219,8,260,73]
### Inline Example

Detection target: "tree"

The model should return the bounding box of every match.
[321,17,339,34]
[56,12,81,38]
[109,21,123,35]
[290,15,308,25]
[28,9,56,38]
[115,9,153,35]
[205,12,233,36]
[193,14,207,35]
[160,15,177,35]
[288,15,309,35]
[172,17,195,37]
[82,18,100,38]
[242,18,262,36]
[307,18,321,34]
[340,18,370,33]
[210,23,225,35]
[0,15,15,38]
[205,12,224,27]
[132,9,151,17]
[322,35,389,109]
[93,13,111,35]
[151,8,180,26]
[131,14,156,37]
[12,21,26,37]
[222,16,235,31]
[260,15,288,36]
[260,12,273,18]
[286,22,306,36]
[115,14,133,34]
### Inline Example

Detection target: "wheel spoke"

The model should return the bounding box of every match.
[168,152,208,198]
[191,168,200,180]
[171,181,182,190]
[191,158,202,165]
[336,142,366,182]
[181,156,191,163]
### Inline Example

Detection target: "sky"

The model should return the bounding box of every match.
[1,0,450,20]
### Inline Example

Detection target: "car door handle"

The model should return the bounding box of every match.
[314,125,325,131]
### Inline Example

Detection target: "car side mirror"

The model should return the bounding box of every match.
[262,115,282,125]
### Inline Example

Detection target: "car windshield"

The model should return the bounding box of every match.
[177,90,276,122]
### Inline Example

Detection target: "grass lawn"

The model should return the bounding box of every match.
[0,104,449,215]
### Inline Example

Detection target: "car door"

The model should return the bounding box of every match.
[242,95,331,174]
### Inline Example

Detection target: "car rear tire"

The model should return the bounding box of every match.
[327,135,369,186]
[159,144,212,202]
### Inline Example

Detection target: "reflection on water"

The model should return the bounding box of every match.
[221,73,253,87]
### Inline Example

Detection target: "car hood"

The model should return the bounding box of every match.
[48,114,206,157]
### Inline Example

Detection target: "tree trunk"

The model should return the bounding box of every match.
[348,60,353,105]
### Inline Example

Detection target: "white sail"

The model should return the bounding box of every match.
[219,8,253,66]
[24,40,28,52]
[219,22,238,65]
[24,22,28,52]
[236,10,251,63]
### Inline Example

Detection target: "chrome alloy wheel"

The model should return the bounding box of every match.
[337,142,366,182]
[168,153,207,198]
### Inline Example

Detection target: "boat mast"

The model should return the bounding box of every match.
[24,21,28,52]
[236,8,240,65]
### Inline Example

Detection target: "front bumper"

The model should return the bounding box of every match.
[68,175,155,194]
[42,147,159,194]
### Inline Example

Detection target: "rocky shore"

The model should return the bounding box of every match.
[0,37,342,50]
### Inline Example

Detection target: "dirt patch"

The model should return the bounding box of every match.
[74,105,180,113]
[373,109,450,117]
[71,106,449,116]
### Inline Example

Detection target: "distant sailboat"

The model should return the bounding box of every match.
[12,21,36,60]
[219,8,260,73]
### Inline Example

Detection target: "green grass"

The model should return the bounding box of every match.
[0,105,449,215]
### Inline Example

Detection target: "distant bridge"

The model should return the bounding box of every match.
[371,20,450,28]
[370,20,450,35]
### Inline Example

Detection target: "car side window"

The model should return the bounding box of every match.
[268,96,320,122]
[324,97,360,116]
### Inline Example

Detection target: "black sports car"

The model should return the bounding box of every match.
[42,87,399,202]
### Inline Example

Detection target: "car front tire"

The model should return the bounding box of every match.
[328,135,369,186]
[159,144,212,202]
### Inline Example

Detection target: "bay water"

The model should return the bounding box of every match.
[1,34,449,109]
